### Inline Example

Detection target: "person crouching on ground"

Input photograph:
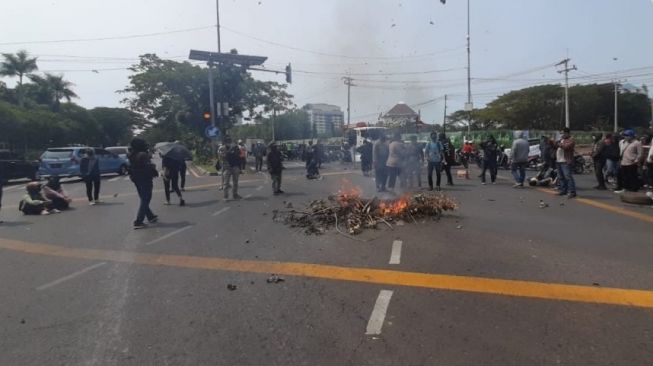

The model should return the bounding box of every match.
[43,176,72,210]
[20,182,59,215]
[267,141,284,195]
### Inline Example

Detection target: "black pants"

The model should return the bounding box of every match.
[481,159,497,183]
[618,164,640,192]
[442,163,453,184]
[387,166,401,189]
[134,180,155,225]
[593,159,606,188]
[179,163,186,189]
[85,176,100,201]
[255,157,264,171]
[164,169,182,202]
[375,166,387,191]
[240,158,246,171]
[427,162,442,188]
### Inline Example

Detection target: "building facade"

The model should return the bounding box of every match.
[302,103,345,137]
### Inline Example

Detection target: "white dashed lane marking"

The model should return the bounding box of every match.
[389,240,402,265]
[365,290,393,335]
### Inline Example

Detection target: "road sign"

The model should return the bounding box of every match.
[205,125,221,140]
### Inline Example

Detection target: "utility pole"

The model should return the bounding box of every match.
[465,0,473,135]
[343,77,354,129]
[216,0,221,53]
[556,58,577,129]
[443,94,448,133]
[613,80,626,133]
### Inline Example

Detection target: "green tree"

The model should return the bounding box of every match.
[90,107,149,146]
[28,73,78,111]
[121,54,293,141]
[0,50,38,107]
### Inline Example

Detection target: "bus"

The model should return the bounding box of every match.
[353,126,388,147]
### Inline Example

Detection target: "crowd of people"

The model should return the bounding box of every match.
[1,128,651,227]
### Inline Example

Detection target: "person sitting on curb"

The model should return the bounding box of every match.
[42,176,72,210]
[20,182,60,215]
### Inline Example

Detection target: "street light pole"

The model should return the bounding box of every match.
[466,0,472,134]
[216,0,221,53]
[614,80,620,133]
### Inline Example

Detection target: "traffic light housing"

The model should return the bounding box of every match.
[285,63,292,84]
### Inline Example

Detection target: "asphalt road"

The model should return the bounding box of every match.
[0,161,652,366]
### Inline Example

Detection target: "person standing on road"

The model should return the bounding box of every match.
[238,140,247,172]
[253,141,267,172]
[223,137,242,200]
[425,132,444,191]
[439,133,455,186]
[357,140,373,177]
[555,128,577,198]
[510,132,529,188]
[480,135,498,185]
[405,135,424,188]
[305,141,320,179]
[615,129,644,193]
[373,135,389,192]
[386,133,406,191]
[267,142,284,195]
[0,162,4,223]
[538,135,555,177]
[162,156,186,206]
[128,138,158,229]
[603,133,620,185]
[179,160,187,191]
[80,148,102,205]
[217,143,228,190]
[590,133,607,190]
[315,140,324,169]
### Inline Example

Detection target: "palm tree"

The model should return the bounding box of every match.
[28,73,78,111]
[0,50,38,107]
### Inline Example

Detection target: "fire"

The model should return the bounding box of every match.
[337,178,362,205]
[378,196,410,216]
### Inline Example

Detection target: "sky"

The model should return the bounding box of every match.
[1,0,653,124]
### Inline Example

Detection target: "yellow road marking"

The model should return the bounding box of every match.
[320,171,356,177]
[535,187,653,224]
[2,238,653,309]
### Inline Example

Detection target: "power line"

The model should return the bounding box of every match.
[220,24,465,61]
[0,25,215,46]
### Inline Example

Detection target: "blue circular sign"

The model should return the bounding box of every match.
[205,125,221,139]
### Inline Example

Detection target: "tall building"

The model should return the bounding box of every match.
[302,103,344,137]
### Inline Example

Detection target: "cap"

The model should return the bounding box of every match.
[623,129,635,137]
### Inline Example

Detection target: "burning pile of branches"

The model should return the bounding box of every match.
[273,188,457,235]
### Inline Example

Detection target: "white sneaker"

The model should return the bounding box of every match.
[646,191,653,199]
[52,209,61,214]
[89,201,97,206]
[41,210,50,215]
[613,189,625,194]
[95,200,103,204]
[481,182,487,185]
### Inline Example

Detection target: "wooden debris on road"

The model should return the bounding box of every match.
[273,192,457,235]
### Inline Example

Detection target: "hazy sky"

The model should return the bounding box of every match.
[2,0,653,123]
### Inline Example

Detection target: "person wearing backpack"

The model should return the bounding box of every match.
[80,148,102,205]
[439,133,455,186]
[223,137,242,200]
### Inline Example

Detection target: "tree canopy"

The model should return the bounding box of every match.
[447,83,652,131]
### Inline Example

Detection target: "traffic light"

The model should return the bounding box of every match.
[285,63,292,84]
[203,112,211,122]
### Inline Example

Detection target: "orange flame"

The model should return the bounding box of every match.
[337,178,362,205]
[378,196,410,216]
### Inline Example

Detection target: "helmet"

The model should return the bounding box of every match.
[528,177,538,186]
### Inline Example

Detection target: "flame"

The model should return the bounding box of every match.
[378,196,410,216]
[337,178,362,205]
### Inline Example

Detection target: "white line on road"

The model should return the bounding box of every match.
[365,290,394,335]
[108,177,120,182]
[244,194,253,199]
[256,185,263,191]
[145,225,193,246]
[389,240,403,265]
[36,262,107,291]
[211,206,231,217]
